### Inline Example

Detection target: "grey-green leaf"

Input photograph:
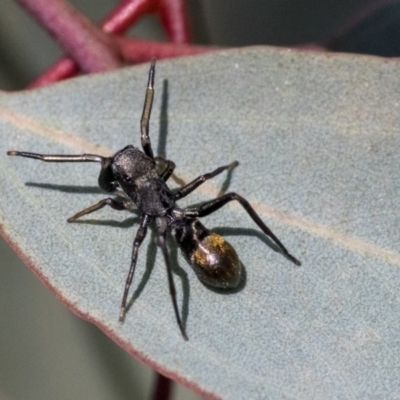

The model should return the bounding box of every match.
[1,48,400,399]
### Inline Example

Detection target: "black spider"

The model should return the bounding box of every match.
[7,59,300,340]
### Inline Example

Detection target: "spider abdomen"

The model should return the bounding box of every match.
[191,233,241,288]
[172,219,241,288]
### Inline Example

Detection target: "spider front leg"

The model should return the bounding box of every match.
[119,214,151,322]
[187,193,301,266]
[140,59,156,159]
[7,151,105,163]
[7,150,117,193]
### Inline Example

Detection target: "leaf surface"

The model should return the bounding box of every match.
[1,48,400,399]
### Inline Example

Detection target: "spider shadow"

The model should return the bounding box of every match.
[124,228,190,331]
[26,182,102,194]
[157,79,169,159]
[26,182,142,228]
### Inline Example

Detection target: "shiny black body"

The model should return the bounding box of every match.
[7,59,300,340]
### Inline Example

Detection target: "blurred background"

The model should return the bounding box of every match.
[0,0,397,399]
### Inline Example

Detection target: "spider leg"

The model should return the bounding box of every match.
[186,193,301,266]
[174,161,238,200]
[140,59,156,159]
[156,220,188,340]
[119,214,151,322]
[7,151,105,163]
[67,198,134,222]
[7,151,117,193]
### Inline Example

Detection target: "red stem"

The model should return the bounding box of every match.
[159,0,192,43]
[29,0,195,88]
[29,0,157,88]
[17,0,120,73]
[115,37,216,63]
[30,59,80,88]
[151,373,172,400]
[30,38,212,88]
[29,0,155,88]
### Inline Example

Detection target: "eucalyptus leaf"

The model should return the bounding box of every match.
[1,48,400,399]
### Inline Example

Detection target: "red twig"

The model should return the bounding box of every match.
[159,0,192,43]
[151,373,172,400]
[115,37,215,63]
[29,0,157,88]
[17,0,120,73]
[30,59,80,88]
[28,0,196,88]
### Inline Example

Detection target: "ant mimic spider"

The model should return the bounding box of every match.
[7,59,300,340]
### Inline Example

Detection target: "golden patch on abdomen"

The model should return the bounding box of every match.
[191,233,241,288]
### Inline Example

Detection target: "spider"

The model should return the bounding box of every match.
[7,59,300,340]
